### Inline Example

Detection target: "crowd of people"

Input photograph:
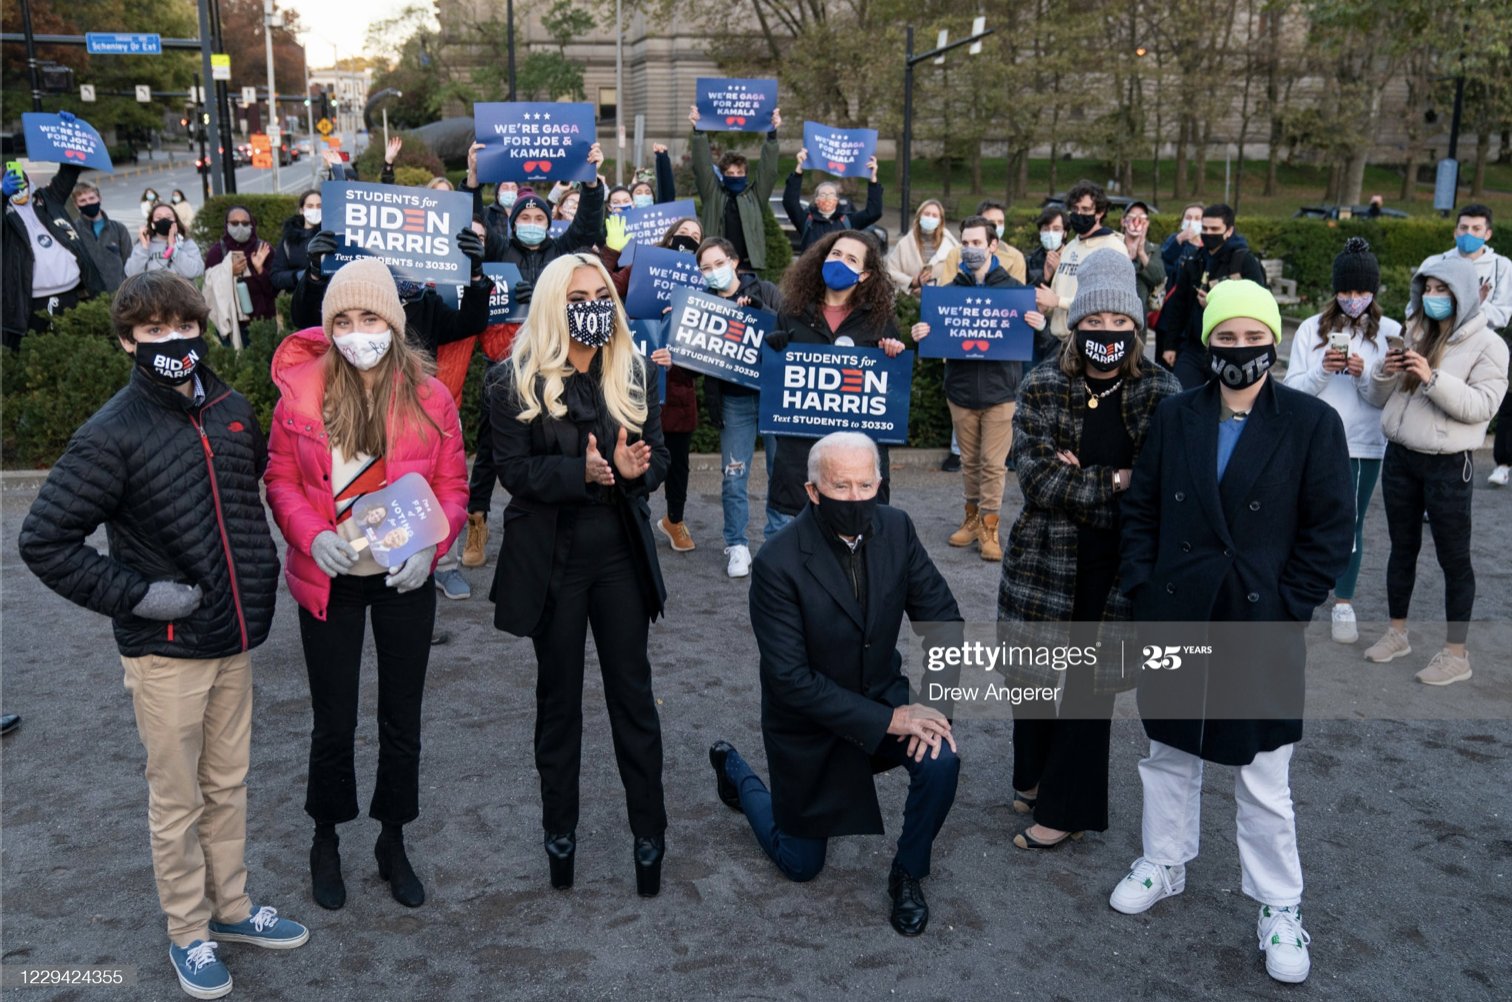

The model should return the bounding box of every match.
[6,108,1511,999]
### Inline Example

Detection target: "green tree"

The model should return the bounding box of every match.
[516,0,594,102]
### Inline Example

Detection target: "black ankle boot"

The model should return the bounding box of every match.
[374,829,425,908]
[634,835,664,898]
[545,832,576,890]
[310,828,345,910]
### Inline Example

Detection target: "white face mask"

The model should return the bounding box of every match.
[332,328,393,371]
[918,215,940,234]
[1040,230,1063,251]
[1181,218,1201,233]
[304,208,322,226]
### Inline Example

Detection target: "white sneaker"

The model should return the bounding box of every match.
[1330,603,1358,644]
[1258,904,1311,983]
[724,544,752,578]
[1108,857,1185,915]
[1489,465,1510,486]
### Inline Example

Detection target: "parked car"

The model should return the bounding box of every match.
[1294,203,1409,220]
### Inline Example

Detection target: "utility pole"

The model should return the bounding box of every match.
[264,0,281,192]
[197,0,225,195]
[19,0,43,111]
[900,18,992,232]
[195,72,211,199]
[506,0,517,100]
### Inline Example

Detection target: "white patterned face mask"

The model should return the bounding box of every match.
[332,328,393,370]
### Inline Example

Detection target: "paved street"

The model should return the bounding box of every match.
[1,455,1508,1000]
[80,151,324,224]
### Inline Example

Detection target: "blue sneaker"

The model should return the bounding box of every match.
[168,940,232,999]
[208,905,309,950]
[434,568,471,600]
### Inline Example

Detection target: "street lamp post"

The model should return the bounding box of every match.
[263,0,281,192]
[900,18,993,232]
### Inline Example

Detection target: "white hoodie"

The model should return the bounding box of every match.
[1286,310,1401,459]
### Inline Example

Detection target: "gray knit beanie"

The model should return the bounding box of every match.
[1066,248,1146,333]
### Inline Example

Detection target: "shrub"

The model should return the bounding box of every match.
[394,166,436,187]
[191,194,302,248]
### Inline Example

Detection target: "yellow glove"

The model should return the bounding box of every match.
[605,214,630,253]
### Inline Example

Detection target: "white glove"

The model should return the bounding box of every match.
[385,545,436,593]
[310,530,359,578]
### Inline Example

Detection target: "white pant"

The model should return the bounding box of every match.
[1138,740,1303,907]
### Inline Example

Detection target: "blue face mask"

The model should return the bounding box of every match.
[1456,232,1487,255]
[515,222,547,247]
[632,193,653,209]
[723,175,748,195]
[704,264,734,292]
[1421,294,1455,321]
[822,259,861,291]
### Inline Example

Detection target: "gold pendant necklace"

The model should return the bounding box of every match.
[1084,379,1122,409]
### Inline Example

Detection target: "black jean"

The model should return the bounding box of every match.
[531,505,666,837]
[1010,659,1115,833]
[469,385,496,515]
[1382,443,1475,644]
[299,573,436,826]
[663,431,692,523]
[1494,370,1512,466]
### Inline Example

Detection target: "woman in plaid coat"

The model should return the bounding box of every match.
[996,250,1181,850]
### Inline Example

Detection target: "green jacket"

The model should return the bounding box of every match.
[691,131,780,271]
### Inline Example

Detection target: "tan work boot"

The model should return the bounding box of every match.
[948,503,980,547]
[978,513,1003,562]
[658,516,695,552]
[461,512,489,568]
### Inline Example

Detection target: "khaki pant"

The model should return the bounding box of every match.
[121,653,254,947]
[948,400,1017,513]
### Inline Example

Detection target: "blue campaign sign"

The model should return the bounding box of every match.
[474,103,597,185]
[917,285,1037,361]
[434,263,528,323]
[85,33,162,55]
[801,122,877,179]
[321,181,473,286]
[666,286,773,390]
[627,317,669,404]
[694,78,778,133]
[20,113,113,172]
[760,345,914,444]
[622,198,695,249]
[624,245,703,320]
[549,218,570,239]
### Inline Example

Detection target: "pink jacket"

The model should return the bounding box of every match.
[265,327,469,620]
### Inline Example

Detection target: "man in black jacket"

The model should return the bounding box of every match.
[709,432,963,937]
[911,215,1046,562]
[71,181,132,293]
[1154,202,1268,390]
[782,148,883,253]
[19,272,307,999]
[3,149,104,350]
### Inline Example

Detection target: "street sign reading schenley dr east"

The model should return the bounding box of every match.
[84,33,163,55]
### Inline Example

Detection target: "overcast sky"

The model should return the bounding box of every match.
[284,0,415,65]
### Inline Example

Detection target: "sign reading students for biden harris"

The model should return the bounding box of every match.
[917,286,1037,361]
[473,102,597,184]
[801,122,876,179]
[21,113,113,171]
[624,245,704,319]
[666,287,773,390]
[322,181,473,285]
[694,78,778,133]
[760,345,914,444]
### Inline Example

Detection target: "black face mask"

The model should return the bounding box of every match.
[1208,342,1276,389]
[78,202,101,219]
[1067,212,1097,235]
[668,234,699,254]
[152,217,175,237]
[1201,232,1226,254]
[134,335,207,387]
[1075,328,1134,373]
[812,492,878,538]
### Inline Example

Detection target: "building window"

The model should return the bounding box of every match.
[598,86,617,123]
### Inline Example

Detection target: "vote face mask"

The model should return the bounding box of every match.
[331,329,393,370]
[1067,213,1097,235]
[1076,329,1133,373]
[821,259,861,291]
[813,492,877,538]
[1040,230,1063,251]
[1421,295,1455,321]
[515,222,547,246]
[135,334,206,386]
[1208,342,1276,388]
[565,299,616,348]
[1337,293,1373,319]
[960,247,990,271]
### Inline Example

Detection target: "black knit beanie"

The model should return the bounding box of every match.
[1332,237,1380,295]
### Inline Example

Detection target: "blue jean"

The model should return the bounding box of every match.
[1334,458,1381,601]
[723,737,959,881]
[720,394,759,548]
